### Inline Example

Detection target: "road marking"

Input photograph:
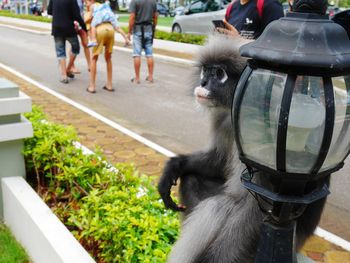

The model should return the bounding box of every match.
[0,22,193,66]
[0,62,176,158]
[315,227,350,252]
[2,51,350,253]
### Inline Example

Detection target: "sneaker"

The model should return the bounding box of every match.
[87,42,97,48]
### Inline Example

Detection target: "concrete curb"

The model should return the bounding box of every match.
[2,177,95,263]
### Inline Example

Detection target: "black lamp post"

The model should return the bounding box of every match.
[232,0,350,262]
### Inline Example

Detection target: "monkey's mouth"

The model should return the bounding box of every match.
[194,86,214,106]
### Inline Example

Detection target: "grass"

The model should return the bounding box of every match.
[0,223,29,263]
[118,15,174,27]
[0,10,173,27]
[0,10,51,23]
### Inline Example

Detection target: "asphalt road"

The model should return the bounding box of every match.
[0,26,210,155]
[1,26,350,240]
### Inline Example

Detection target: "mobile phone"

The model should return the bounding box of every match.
[212,20,226,29]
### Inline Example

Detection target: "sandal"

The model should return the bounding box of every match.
[67,72,75,78]
[86,87,96,94]
[102,86,115,92]
[59,78,69,84]
[130,77,140,84]
[145,76,154,83]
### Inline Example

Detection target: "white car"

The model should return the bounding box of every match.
[171,0,230,35]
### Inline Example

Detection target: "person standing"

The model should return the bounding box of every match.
[128,0,158,84]
[71,0,91,74]
[48,0,87,83]
[86,0,129,94]
[220,0,283,40]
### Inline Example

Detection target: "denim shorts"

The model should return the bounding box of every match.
[54,36,80,59]
[132,31,153,57]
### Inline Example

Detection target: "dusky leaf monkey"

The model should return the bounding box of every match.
[158,34,329,262]
[158,34,247,216]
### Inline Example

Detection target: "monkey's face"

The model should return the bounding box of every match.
[194,64,236,109]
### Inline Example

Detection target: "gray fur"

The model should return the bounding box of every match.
[160,34,328,263]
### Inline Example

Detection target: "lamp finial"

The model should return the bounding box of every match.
[292,0,328,15]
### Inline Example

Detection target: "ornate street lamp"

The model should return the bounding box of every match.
[232,0,350,262]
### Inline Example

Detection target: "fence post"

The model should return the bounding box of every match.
[0,78,32,217]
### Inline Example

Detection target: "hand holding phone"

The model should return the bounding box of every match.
[212,20,226,29]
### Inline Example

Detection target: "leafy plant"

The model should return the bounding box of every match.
[155,30,206,45]
[23,106,179,262]
[0,10,51,23]
[69,174,179,262]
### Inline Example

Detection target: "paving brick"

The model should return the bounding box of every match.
[325,251,350,263]
[303,236,334,254]
[113,150,137,160]
[134,147,157,156]
[306,251,324,262]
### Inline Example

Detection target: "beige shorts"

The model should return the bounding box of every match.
[92,23,115,56]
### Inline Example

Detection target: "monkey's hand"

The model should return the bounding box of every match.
[158,155,187,212]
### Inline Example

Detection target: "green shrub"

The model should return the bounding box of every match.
[23,106,179,262]
[69,177,179,262]
[155,30,206,45]
[0,10,51,23]
[117,8,129,13]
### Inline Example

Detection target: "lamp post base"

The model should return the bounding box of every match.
[254,220,297,263]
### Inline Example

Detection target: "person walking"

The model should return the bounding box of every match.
[86,0,129,94]
[219,0,283,40]
[128,0,158,84]
[71,0,91,74]
[48,0,87,84]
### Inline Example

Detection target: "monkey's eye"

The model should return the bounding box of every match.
[215,68,228,83]
[200,67,207,80]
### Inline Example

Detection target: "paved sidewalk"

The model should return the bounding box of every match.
[1,59,350,263]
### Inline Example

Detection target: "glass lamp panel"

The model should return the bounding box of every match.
[286,76,325,173]
[238,69,287,169]
[321,75,350,172]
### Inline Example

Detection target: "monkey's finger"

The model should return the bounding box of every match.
[177,204,187,211]
[162,195,184,212]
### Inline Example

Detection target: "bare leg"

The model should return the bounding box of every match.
[133,56,141,82]
[72,30,91,73]
[66,53,76,74]
[80,30,91,71]
[105,51,113,90]
[59,58,67,79]
[146,56,154,81]
[88,54,98,92]
[69,51,80,74]
[90,26,97,42]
